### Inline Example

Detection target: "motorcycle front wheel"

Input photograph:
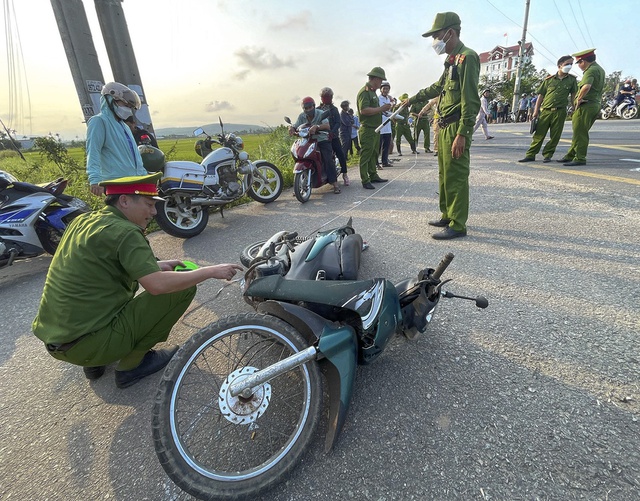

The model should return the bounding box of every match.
[248,161,284,203]
[240,240,267,267]
[155,194,209,238]
[622,105,638,120]
[294,170,312,203]
[152,313,322,500]
[601,106,612,120]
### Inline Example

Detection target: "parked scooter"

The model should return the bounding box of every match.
[0,171,90,270]
[151,118,284,238]
[152,226,488,499]
[285,116,341,203]
[601,95,638,120]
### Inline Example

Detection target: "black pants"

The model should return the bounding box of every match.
[319,141,337,183]
[331,137,348,174]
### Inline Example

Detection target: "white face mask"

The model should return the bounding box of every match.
[561,65,572,74]
[115,104,134,120]
[432,30,450,56]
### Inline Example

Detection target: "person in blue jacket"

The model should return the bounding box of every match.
[86,82,148,196]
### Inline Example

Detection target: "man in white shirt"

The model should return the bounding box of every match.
[473,89,494,140]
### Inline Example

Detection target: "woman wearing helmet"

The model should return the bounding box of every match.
[86,82,147,196]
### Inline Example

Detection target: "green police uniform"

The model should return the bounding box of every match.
[393,97,416,153]
[564,54,605,164]
[525,72,578,160]
[357,82,384,184]
[410,100,432,151]
[409,41,480,232]
[32,174,196,371]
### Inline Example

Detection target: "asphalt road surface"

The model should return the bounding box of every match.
[1,119,638,501]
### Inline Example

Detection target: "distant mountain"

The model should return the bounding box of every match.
[154,123,271,137]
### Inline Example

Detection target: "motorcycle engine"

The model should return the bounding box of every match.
[219,165,241,197]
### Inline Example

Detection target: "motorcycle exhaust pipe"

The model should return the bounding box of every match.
[229,346,318,399]
[187,198,233,207]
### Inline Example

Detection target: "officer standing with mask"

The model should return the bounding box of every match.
[558,48,605,166]
[357,67,391,189]
[519,55,577,163]
[402,12,480,239]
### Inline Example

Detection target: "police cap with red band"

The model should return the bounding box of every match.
[99,172,164,200]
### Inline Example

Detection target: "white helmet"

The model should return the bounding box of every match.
[101,82,141,109]
[381,81,391,89]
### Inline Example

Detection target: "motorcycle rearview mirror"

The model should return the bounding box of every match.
[475,296,489,309]
[284,116,292,124]
[193,127,204,137]
[442,291,489,309]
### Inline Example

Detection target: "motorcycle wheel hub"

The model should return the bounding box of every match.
[218,366,271,424]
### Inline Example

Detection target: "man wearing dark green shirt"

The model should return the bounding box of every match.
[357,67,392,189]
[559,48,605,166]
[403,12,480,239]
[519,55,577,163]
[32,173,243,388]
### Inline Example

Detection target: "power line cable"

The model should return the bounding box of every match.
[483,0,559,67]
[567,0,590,48]
[552,0,579,51]
[575,0,595,47]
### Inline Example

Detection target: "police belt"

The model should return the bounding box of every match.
[437,111,461,128]
[542,107,564,111]
[46,333,90,354]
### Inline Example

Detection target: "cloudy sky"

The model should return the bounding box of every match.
[1,0,635,139]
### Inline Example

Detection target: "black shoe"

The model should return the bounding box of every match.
[381,163,392,168]
[518,157,535,162]
[433,151,438,156]
[427,218,451,227]
[371,178,387,183]
[543,157,551,163]
[423,149,431,153]
[432,227,467,240]
[115,346,179,389]
[362,182,376,189]
[486,136,495,140]
[556,157,571,163]
[83,366,106,380]
[397,152,403,156]
[563,161,586,166]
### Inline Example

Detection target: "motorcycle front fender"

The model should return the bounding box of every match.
[293,161,313,174]
[256,300,358,452]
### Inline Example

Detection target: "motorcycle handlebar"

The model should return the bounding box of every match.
[431,253,454,280]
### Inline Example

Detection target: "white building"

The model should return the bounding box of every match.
[479,42,534,81]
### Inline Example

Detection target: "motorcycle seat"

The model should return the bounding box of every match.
[11,181,55,195]
[245,274,390,313]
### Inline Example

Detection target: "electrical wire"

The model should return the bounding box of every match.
[576,1,595,48]
[552,0,580,51]
[566,0,590,48]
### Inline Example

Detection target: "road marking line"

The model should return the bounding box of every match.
[526,164,640,185]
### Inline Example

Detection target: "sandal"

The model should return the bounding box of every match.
[333,185,341,194]
[343,174,350,186]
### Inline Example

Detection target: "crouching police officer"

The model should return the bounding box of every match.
[32,173,243,389]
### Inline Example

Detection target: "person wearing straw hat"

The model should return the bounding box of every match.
[33,173,243,389]
[557,48,605,166]
[402,12,480,239]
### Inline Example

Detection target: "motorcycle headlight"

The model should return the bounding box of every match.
[303,142,316,158]
[235,136,244,149]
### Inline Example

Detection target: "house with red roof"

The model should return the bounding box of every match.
[479,42,534,81]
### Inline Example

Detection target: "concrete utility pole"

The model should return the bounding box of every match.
[511,0,531,113]
[50,0,153,131]
[94,0,153,131]
[50,0,105,122]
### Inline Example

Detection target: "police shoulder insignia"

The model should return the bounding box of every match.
[455,54,466,65]
[545,74,554,80]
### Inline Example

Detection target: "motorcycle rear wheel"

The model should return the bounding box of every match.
[248,161,284,203]
[294,171,312,203]
[152,313,322,500]
[155,194,209,238]
[622,105,638,120]
[601,106,612,120]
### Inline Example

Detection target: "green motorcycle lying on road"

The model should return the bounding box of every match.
[152,226,488,500]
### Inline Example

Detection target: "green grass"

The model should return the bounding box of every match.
[0,127,361,215]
